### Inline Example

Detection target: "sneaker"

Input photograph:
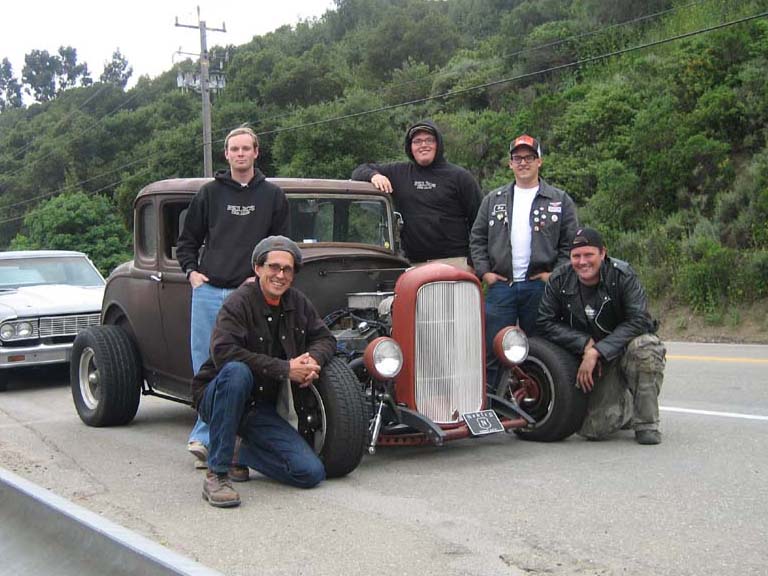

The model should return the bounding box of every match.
[202,471,241,508]
[635,429,662,445]
[228,465,250,483]
[188,441,208,469]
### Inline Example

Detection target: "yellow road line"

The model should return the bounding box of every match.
[667,354,768,364]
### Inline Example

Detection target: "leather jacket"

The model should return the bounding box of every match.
[536,257,657,362]
[470,178,578,280]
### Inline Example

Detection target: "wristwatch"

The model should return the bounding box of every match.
[185,269,195,279]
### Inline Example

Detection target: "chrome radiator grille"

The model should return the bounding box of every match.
[414,281,484,424]
[39,313,100,337]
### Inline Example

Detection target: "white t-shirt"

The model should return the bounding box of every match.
[511,184,539,282]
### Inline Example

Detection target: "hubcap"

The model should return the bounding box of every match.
[78,347,100,410]
[296,384,327,454]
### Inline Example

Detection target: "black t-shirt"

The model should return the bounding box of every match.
[578,283,603,342]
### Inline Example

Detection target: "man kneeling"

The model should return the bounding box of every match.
[536,227,666,445]
[192,236,336,507]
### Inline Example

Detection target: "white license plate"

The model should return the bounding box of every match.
[463,410,504,436]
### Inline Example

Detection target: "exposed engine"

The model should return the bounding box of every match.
[325,291,395,359]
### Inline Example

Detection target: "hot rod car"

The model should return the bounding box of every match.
[70,178,586,478]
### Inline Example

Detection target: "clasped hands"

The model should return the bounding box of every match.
[289,352,321,388]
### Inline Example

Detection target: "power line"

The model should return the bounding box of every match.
[2,87,146,181]
[0,0,713,196]
[7,83,111,162]
[226,0,709,137]
[255,10,768,138]
[0,165,154,226]
[1,8,765,223]
[0,156,151,212]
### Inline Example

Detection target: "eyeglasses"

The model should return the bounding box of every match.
[265,263,294,276]
[511,154,538,164]
[411,137,436,146]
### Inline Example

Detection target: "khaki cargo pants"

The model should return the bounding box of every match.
[579,334,666,440]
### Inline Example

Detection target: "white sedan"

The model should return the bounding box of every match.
[0,250,105,390]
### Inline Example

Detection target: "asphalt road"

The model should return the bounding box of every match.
[1,341,766,576]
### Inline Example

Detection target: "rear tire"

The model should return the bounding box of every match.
[70,326,141,427]
[497,337,586,442]
[295,356,367,477]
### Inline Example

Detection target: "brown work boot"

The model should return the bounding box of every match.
[228,465,249,483]
[202,471,241,508]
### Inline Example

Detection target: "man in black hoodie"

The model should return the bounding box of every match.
[351,120,482,270]
[177,126,289,468]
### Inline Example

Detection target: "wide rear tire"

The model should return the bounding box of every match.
[497,336,586,442]
[295,356,367,477]
[70,326,141,427]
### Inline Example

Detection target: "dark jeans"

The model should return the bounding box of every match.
[198,362,325,489]
[484,279,545,392]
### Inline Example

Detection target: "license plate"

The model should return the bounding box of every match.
[463,410,504,436]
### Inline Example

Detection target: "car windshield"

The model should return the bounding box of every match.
[288,195,392,249]
[0,256,104,290]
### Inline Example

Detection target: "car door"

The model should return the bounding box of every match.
[155,196,194,398]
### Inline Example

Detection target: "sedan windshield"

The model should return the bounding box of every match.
[0,256,104,289]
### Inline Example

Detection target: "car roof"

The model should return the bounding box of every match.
[0,250,88,260]
[135,177,382,201]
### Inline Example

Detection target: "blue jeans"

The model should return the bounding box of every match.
[189,283,235,445]
[484,279,545,392]
[198,362,325,489]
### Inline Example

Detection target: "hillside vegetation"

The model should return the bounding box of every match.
[1,0,767,334]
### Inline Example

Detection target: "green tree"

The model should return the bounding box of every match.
[22,49,59,102]
[57,46,92,91]
[272,91,399,179]
[9,191,131,276]
[100,49,133,88]
[21,46,92,102]
[0,58,23,111]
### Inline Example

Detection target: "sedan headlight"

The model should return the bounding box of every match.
[0,320,39,341]
[0,324,14,340]
[17,322,34,338]
[364,337,403,380]
[493,326,529,366]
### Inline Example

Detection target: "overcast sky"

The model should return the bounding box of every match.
[1,1,336,87]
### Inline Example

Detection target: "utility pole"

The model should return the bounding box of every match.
[176,7,226,177]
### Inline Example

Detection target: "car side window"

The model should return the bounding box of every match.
[160,201,191,261]
[137,202,157,259]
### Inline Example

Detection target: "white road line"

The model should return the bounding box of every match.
[661,406,768,421]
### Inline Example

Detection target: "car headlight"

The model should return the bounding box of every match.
[17,322,34,338]
[493,326,529,366]
[0,324,14,340]
[364,337,403,380]
[0,320,38,341]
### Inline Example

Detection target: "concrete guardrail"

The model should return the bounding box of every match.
[0,466,224,576]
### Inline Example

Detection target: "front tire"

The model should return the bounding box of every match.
[497,336,586,442]
[294,356,367,478]
[70,326,141,427]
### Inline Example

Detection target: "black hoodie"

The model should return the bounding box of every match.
[177,169,289,288]
[351,120,482,262]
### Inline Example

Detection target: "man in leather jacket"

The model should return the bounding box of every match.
[536,227,666,445]
[471,134,578,391]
